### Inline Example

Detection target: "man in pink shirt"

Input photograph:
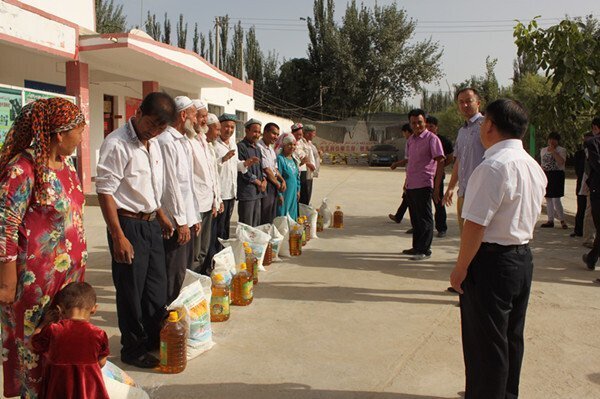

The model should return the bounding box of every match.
[402,109,445,260]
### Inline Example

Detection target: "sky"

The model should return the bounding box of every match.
[118,0,599,106]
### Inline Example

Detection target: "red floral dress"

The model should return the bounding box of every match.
[0,151,87,399]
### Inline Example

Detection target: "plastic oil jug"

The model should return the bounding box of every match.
[210,274,230,322]
[289,226,303,256]
[243,243,259,285]
[263,242,273,266]
[232,263,253,306]
[317,213,324,232]
[160,311,187,374]
[333,206,344,228]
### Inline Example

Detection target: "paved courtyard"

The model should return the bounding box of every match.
[6,165,600,398]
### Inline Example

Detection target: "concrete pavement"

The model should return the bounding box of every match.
[5,165,600,398]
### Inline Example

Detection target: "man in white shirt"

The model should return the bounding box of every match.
[292,123,316,206]
[213,114,258,250]
[186,100,219,273]
[198,113,224,274]
[450,99,546,399]
[97,92,176,368]
[258,122,285,224]
[157,96,200,303]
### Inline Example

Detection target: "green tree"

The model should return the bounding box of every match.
[262,50,280,99]
[454,56,500,105]
[200,33,207,59]
[144,11,161,41]
[514,16,600,148]
[208,31,214,64]
[307,0,443,118]
[192,23,199,53]
[219,16,230,71]
[95,0,127,33]
[176,14,187,49]
[421,89,453,113]
[245,27,263,88]
[162,13,171,45]
[278,58,320,110]
[226,22,244,78]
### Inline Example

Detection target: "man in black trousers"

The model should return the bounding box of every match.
[450,99,546,399]
[237,119,266,227]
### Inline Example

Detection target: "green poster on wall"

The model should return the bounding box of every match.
[23,90,56,105]
[0,87,22,148]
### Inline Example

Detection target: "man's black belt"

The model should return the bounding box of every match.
[480,242,529,252]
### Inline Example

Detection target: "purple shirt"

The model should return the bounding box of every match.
[406,130,445,189]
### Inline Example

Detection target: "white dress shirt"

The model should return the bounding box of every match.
[96,118,163,213]
[157,126,199,227]
[189,132,219,213]
[208,141,222,208]
[307,140,320,178]
[462,139,547,245]
[214,137,248,200]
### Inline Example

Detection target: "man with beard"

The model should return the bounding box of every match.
[156,96,200,302]
[186,100,219,271]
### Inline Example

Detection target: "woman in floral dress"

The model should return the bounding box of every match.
[0,98,87,399]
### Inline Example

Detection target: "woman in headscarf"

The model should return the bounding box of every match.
[0,98,87,398]
[276,133,300,220]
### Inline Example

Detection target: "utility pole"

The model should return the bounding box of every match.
[319,85,328,121]
[215,17,220,69]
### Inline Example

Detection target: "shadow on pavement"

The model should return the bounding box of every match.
[257,281,458,305]
[147,382,462,399]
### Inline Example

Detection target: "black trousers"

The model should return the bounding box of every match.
[405,187,433,255]
[574,194,587,236]
[434,176,447,233]
[261,182,278,225]
[164,230,194,304]
[193,210,213,269]
[238,198,261,227]
[587,192,600,262]
[201,215,219,276]
[215,199,235,252]
[300,171,313,205]
[394,193,409,223]
[460,243,533,399]
[109,216,167,360]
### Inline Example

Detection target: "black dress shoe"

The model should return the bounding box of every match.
[405,228,414,234]
[583,254,596,271]
[402,248,418,255]
[540,222,554,228]
[447,286,458,293]
[122,353,160,369]
[437,231,447,238]
[570,232,583,237]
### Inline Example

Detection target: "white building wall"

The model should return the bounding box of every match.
[19,0,95,32]
[253,111,294,134]
[0,45,66,87]
[89,81,144,177]
[0,1,78,56]
[201,87,254,117]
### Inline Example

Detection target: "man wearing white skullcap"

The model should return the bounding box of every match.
[157,96,200,301]
[196,113,224,273]
[185,100,220,273]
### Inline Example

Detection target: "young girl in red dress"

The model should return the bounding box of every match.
[31,282,110,399]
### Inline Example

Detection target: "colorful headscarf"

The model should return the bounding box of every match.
[0,97,85,202]
[275,132,296,152]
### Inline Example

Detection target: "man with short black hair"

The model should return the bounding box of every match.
[443,88,485,232]
[582,116,600,271]
[402,109,445,260]
[450,99,546,399]
[258,122,285,225]
[97,92,177,368]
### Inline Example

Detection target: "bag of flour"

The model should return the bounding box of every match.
[236,223,271,271]
[318,198,332,228]
[256,223,284,261]
[299,203,318,239]
[211,246,236,285]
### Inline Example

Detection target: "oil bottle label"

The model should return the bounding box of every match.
[160,341,168,366]
[211,295,230,315]
[242,281,253,300]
